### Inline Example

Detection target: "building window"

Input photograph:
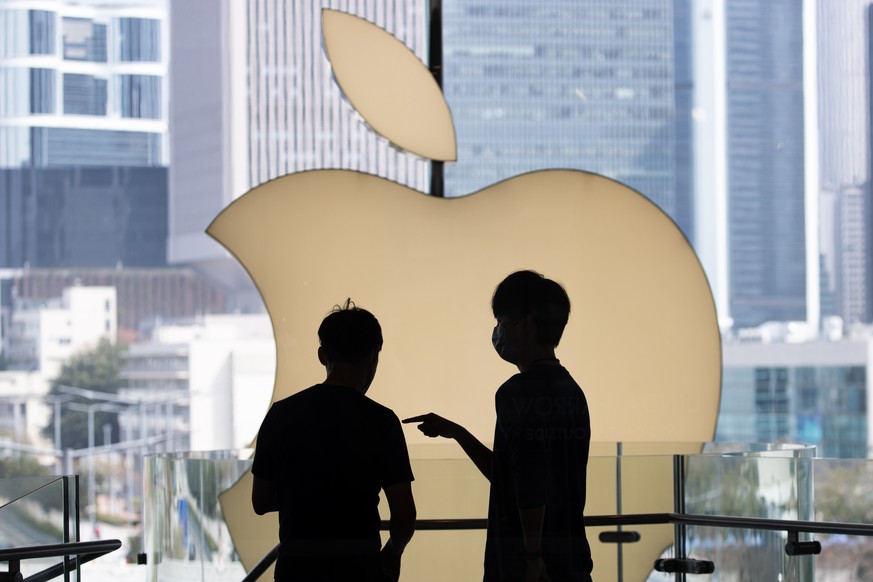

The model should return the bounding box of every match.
[63,74,107,116]
[62,17,107,62]
[30,68,55,114]
[29,10,56,55]
[120,75,161,119]
[119,17,161,62]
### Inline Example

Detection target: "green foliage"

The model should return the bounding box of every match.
[815,464,873,524]
[0,455,51,479]
[41,339,127,450]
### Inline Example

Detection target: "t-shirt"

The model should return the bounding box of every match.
[252,383,414,581]
[484,365,593,582]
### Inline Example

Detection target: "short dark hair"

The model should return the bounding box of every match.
[491,270,571,347]
[317,299,383,363]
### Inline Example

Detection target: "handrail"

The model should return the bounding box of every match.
[242,543,280,582]
[0,539,121,582]
[239,513,873,582]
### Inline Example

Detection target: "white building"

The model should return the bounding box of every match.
[0,0,169,168]
[6,285,117,378]
[0,370,50,447]
[120,313,275,451]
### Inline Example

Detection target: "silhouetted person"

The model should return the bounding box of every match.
[405,271,592,582]
[252,300,416,582]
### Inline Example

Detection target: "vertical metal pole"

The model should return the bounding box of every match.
[199,462,206,581]
[54,398,62,473]
[125,424,134,520]
[62,475,71,582]
[428,0,445,198]
[12,398,21,446]
[165,401,172,452]
[63,475,70,543]
[673,455,687,582]
[616,442,624,582]
[103,423,114,516]
[88,407,96,538]
[75,474,81,580]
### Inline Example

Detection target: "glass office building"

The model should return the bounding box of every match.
[724,0,809,328]
[442,0,695,239]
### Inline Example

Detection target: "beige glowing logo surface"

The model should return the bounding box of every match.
[212,10,722,581]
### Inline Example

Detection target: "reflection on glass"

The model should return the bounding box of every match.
[0,475,80,578]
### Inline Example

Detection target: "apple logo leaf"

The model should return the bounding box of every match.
[322,8,457,162]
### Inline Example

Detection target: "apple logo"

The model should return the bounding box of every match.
[207,10,721,582]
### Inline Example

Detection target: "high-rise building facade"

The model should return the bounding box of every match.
[724,0,811,329]
[816,0,873,327]
[441,0,695,237]
[0,0,169,269]
[168,0,429,307]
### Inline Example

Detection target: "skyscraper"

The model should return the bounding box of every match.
[0,0,169,268]
[724,0,811,329]
[441,0,695,238]
[167,0,429,308]
[816,0,873,327]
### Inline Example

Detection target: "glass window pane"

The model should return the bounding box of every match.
[119,17,161,62]
[30,68,55,114]
[120,75,161,119]
[29,10,56,55]
[62,17,107,62]
[63,73,107,116]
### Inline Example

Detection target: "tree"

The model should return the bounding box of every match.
[42,339,127,451]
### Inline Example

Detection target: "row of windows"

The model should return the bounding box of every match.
[461,5,666,21]
[449,63,672,81]
[448,45,671,63]
[448,82,672,101]
[0,9,161,63]
[1,68,161,119]
[461,104,674,122]
[0,127,164,168]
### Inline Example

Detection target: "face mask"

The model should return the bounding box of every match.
[492,322,521,363]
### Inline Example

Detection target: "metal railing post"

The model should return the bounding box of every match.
[673,454,687,582]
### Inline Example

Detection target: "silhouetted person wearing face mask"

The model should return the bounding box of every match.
[251,300,416,582]
[405,271,592,582]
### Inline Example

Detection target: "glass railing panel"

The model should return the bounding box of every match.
[586,444,679,582]
[811,457,873,580]
[674,524,815,581]
[680,446,816,581]
[143,450,254,582]
[0,474,80,579]
[378,446,488,582]
[141,443,859,582]
[403,444,490,520]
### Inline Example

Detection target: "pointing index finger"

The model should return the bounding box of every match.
[402,414,429,424]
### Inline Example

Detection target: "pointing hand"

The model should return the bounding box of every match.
[402,413,461,440]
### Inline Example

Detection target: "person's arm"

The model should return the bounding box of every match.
[251,474,280,515]
[384,481,416,551]
[403,414,493,480]
[518,505,549,582]
[381,481,416,581]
